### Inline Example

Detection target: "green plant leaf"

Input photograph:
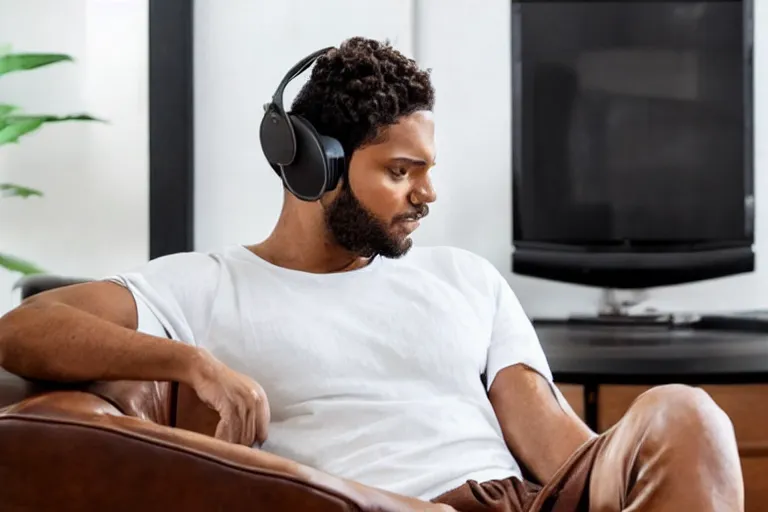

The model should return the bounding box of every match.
[0,252,45,275]
[0,104,18,116]
[0,53,72,77]
[0,117,44,145]
[0,183,43,198]
[0,114,103,146]
[6,113,103,123]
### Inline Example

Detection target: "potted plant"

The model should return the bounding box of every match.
[0,46,102,276]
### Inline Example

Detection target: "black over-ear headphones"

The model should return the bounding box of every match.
[259,47,346,201]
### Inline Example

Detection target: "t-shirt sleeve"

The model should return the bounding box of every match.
[103,252,220,346]
[485,267,553,392]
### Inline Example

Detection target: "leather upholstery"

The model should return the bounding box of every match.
[0,392,370,511]
[0,275,422,511]
[0,370,172,426]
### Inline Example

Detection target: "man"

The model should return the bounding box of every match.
[0,37,743,511]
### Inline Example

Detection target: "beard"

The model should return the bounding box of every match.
[324,180,426,259]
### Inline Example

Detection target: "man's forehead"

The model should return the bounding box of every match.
[375,111,436,161]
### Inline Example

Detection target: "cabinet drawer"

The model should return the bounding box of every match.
[741,456,768,512]
[700,385,768,445]
[597,385,650,432]
[597,384,768,445]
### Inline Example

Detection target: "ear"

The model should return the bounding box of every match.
[319,176,344,207]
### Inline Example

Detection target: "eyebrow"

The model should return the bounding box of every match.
[389,156,436,167]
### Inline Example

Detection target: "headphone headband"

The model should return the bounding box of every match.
[269,46,334,115]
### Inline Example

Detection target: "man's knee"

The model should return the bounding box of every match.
[630,384,735,440]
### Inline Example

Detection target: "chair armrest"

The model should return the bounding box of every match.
[0,390,439,512]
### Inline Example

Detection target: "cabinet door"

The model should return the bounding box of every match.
[555,383,585,420]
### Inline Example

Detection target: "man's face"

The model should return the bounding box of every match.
[324,110,437,258]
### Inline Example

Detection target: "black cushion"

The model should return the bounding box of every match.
[16,275,92,301]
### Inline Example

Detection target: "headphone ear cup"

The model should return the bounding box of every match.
[280,115,332,201]
[260,105,297,166]
[318,135,345,191]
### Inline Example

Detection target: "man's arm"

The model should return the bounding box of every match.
[0,281,198,383]
[488,364,596,484]
[0,281,269,445]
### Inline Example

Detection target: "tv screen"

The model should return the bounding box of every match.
[512,0,753,249]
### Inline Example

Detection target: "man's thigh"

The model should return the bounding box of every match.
[433,437,603,512]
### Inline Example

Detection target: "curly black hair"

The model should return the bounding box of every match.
[290,37,435,158]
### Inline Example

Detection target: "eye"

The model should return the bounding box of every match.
[388,167,408,180]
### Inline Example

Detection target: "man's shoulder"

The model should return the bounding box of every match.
[408,245,495,267]
[140,249,222,272]
[405,245,502,284]
[116,246,244,282]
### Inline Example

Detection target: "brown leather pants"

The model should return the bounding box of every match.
[433,384,744,512]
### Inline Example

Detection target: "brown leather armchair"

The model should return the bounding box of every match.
[0,276,431,511]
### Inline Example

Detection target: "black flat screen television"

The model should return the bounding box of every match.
[511,0,754,289]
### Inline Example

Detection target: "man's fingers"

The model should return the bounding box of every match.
[215,401,262,446]
[216,405,243,444]
[255,397,270,446]
[235,400,255,446]
[205,378,270,447]
[244,404,258,447]
[227,407,245,445]
[214,416,232,442]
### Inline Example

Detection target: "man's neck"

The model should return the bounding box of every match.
[248,210,371,274]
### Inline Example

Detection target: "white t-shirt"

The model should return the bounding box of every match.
[107,245,554,500]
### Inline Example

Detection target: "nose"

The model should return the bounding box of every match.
[411,175,437,205]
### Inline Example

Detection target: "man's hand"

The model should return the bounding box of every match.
[188,348,271,446]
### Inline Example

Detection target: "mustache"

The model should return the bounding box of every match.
[394,204,429,223]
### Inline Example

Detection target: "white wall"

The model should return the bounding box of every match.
[0,0,149,314]
[195,0,767,318]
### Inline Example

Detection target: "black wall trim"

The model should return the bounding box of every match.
[148,0,194,259]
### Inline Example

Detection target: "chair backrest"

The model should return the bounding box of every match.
[16,274,92,301]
